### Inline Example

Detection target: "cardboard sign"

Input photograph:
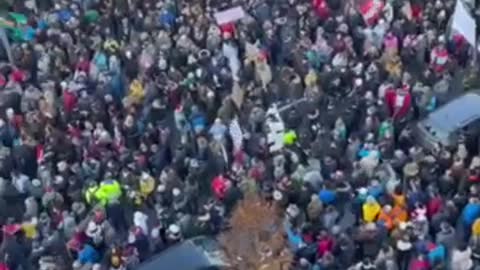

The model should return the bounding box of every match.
[214,6,245,25]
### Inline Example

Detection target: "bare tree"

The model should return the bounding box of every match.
[219,193,292,270]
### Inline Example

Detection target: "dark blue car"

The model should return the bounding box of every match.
[136,236,229,270]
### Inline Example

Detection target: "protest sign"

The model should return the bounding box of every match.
[214,6,245,25]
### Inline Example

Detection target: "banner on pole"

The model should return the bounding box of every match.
[452,0,476,47]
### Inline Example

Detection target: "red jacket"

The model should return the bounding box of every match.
[0,74,6,88]
[385,87,412,119]
[36,144,44,163]
[469,174,480,182]
[430,47,449,73]
[313,0,331,20]
[411,4,423,21]
[63,90,78,113]
[9,115,23,131]
[10,69,26,83]
[427,196,443,218]
[76,60,90,73]
[409,258,430,270]
[317,236,334,257]
[212,176,227,200]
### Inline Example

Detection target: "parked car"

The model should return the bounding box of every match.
[137,236,228,270]
[414,92,480,152]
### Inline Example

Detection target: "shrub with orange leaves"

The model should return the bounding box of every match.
[218,192,292,270]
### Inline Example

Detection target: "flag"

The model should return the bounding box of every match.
[451,0,476,47]
[357,0,384,25]
[8,12,27,25]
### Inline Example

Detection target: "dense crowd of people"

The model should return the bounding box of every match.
[0,0,480,269]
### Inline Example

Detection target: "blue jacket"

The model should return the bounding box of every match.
[159,11,176,29]
[319,189,336,204]
[368,185,383,199]
[78,244,100,264]
[428,244,446,264]
[463,203,480,226]
[284,224,304,251]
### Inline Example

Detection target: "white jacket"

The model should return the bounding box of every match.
[451,248,473,270]
[222,42,240,80]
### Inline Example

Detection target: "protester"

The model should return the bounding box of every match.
[0,0,478,269]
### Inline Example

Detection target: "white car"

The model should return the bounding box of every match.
[266,105,286,152]
[265,98,306,152]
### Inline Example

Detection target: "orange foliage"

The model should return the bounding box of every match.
[219,193,292,270]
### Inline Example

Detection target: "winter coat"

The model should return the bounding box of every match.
[1,237,31,270]
[211,176,227,200]
[462,203,480,227]
[24,197,38,218]
[363,201,381,223]
[255,59,272,89]
[285,223,304,251]
[451,248,473,270]
[435,227,455,251]
[472,218,480,236]
[321,209,339,229]
[428,245,446,265]
[317,236,334,257]
[375,247,396,269]
[307,196,323,222]
[409,257,430,270]
[356,229,382,258]
[78,244,100,265]
[128,80,144,105]
[133,211,149,235]
[377,210,394,231]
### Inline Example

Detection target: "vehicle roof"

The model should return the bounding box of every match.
[136,239,215,270]
[422,92,480,132]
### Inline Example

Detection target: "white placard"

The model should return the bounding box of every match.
[214,6,245,25]
[452,0,477,47]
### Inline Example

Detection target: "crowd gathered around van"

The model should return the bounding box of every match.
[1,0,480,269]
